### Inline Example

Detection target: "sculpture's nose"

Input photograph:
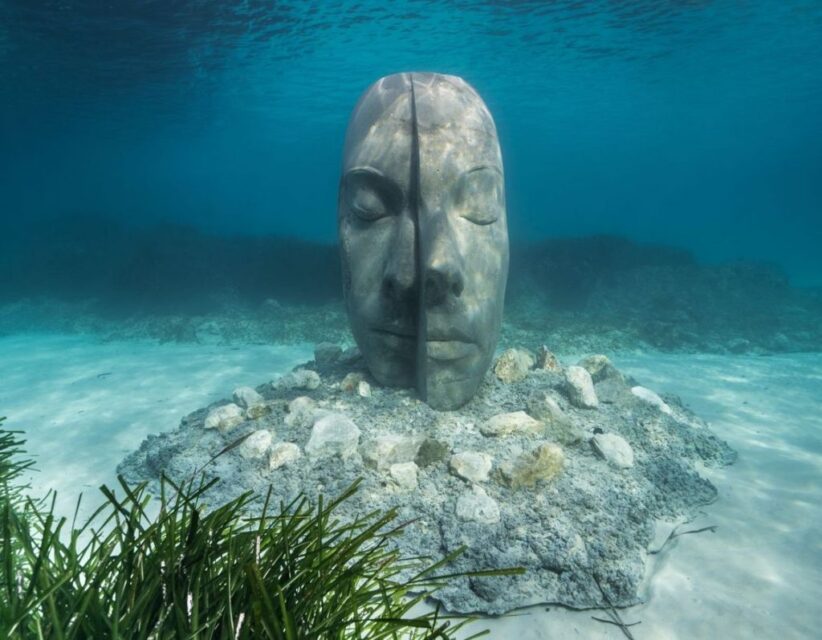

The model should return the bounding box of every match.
[423,215,465,308]
[424,262,464,307]
[381,216,417,305]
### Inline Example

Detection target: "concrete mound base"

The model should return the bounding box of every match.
[119,345,736,614]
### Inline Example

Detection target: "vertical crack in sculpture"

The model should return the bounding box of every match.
[409,75,429,402]
[339,72,509,410]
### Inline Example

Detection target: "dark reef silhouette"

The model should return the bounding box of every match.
[1,216,819,352]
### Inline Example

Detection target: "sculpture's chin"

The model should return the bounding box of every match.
[361,349,416,388]
[423,371,484,411]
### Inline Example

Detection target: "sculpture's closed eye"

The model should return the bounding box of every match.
[343,168,403,222]
[455,166,503,226]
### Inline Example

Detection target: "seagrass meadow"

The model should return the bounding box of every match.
[0,418,519,639]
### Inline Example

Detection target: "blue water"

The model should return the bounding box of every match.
[1,0,821,284]
[1,6,821,635]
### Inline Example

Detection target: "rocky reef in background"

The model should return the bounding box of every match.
[119,343,736,614]
[509,237,822,353]
[2,217,820,353]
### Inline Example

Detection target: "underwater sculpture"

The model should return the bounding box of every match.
[338,72,509,410]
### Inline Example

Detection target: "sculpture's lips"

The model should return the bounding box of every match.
[371,327,415,353]
[426,340,479,361]
[372,326,478,361]
[372,327,415,339]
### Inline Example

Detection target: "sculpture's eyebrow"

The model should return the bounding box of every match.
[343,166,404,209]
[464,165,502,176]
[344,166,403,193]
[345,166,388,179]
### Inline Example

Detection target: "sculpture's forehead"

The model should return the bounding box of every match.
[411,72,497,137]
[343,72,501,174]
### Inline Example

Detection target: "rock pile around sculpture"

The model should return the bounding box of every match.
[119,343,736,615]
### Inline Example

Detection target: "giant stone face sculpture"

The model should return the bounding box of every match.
[338,72,509,410]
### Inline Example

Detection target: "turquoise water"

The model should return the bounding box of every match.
[1,0,820,284]
[1,5,821,635]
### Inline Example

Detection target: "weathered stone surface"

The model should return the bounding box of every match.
[274,368,321,391]
[591,433,634,469]
[415,438,451,468]
[526,390,566,423]
[481,411,543,437]
[238,430,273,460]
[450,451,493,483]
[389,462,419,491]
[245,404,270,420]
[499,442,564,488]
[235,385,270,420]
[362,434,422,470]
[526,391,584,445]
[595,377,632,404]
[339,346,361,365]
[493,348,535,383]
[456,485,501,524]
[305,413,360,459]
[564,366,599,409]
[268,442,302,470]
[203,403,244,433]
[284,396,317,428]
[341,372,364,393]
[631,386,673,415]
[314,342,342,366]
[535,345,561,371]
[577,354,621,383]
[233,386,264,410]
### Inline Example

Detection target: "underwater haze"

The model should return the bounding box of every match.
[1,0,821,285]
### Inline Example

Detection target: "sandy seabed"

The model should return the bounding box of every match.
[1,332,819,639]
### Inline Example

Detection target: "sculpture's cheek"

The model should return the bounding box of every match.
[340,214,419,388]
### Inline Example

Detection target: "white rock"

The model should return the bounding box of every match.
[357,380,372,397]
[389,462,419,491]
[494,348,535,383]
[480,411,543,437]
[232,386,264,409]
[631,386,673,415]
[238,430,273,460]
[274,368,321,391]
[245,404,269,420]
[285,396,317,428]
[591,433,634,469]
[341,372,364,393]
[456,485,501,524]
[204,403,245,433]
[499,442,565,488]
[577,354,621,383]
[233,386,269,420]
[535,345,562,371]
[450,451,493,483]
[564,366,599,409]
[362,434,421,470]
[305,413,361,459]
[268,442,302,470]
